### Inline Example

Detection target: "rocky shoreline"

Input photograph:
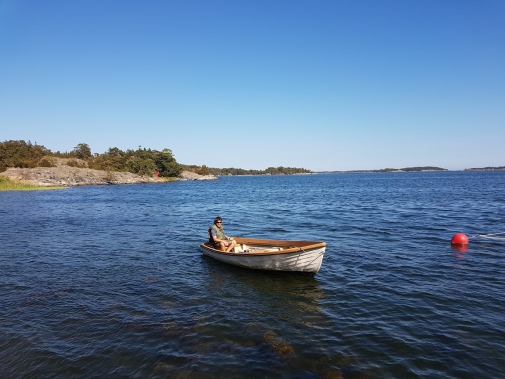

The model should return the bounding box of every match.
[178,171,218,181]
[0,162,217,187]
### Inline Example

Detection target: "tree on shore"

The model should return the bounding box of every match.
[0,140,50,171]
[0,140,182,177]
[72,143,92,159]
[87,147,182,177]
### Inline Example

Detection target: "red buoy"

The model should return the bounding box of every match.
[451,233,469,246]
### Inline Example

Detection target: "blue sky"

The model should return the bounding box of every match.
[1,0,504,171]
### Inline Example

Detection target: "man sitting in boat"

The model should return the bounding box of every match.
[208,216,236,252]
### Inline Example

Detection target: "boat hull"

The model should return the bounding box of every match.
[200,237,326,274]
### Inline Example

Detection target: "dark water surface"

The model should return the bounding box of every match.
[1,172,504,378]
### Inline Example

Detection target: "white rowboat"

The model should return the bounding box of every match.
[200,237,326,275]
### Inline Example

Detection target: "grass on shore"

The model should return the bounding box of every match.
[0,176,66,191]
[160,177,179,182]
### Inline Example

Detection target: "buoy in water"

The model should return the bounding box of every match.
[451,233,469,246]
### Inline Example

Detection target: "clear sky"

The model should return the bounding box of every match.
[1,0,504,171]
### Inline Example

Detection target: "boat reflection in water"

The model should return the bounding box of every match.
[203,259,324,334]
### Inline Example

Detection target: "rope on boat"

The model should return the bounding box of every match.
[299,247,325,270]
[469,231,505,241]
[295,247,303,267]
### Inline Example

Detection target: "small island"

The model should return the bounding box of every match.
[319,166,448,174]
[464,166,505,171]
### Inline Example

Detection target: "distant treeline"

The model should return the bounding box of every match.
[374,166,447,172]
[322,166,448,173]
[181,164,312,176]
[0,140,312,177]
[465,166,505,171]
[0,140,182,177]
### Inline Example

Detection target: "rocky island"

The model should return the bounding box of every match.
[0,158,217,187]
[0,141,220,189]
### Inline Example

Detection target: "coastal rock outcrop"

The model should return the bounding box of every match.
[0,166,163,186]
[0,163,218,187]
[179,171,218,181]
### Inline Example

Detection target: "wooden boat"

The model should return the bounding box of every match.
[199,237,326,275]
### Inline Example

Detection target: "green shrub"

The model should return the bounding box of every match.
[67,159,87,168]
[39,158,55,167]
[125,156,157,176]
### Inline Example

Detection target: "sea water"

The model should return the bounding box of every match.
[1,171,504,378]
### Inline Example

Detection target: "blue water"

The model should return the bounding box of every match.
[1,172,504,378]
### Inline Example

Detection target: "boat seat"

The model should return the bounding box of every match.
[233,244,250,253]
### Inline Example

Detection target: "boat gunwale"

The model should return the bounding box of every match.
[200,237,326,256]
